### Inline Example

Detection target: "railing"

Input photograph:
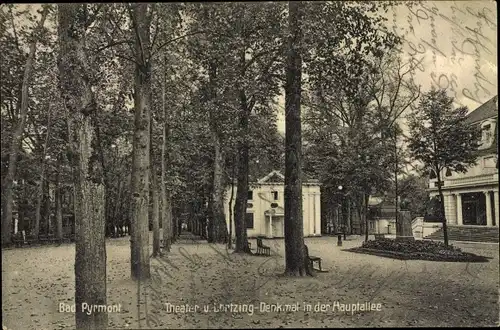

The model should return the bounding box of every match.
[411,217,443,239]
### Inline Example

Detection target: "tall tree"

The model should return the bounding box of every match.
[184,3,238,244]
[284,1,310,276]
[1,5,49,245]
[129,3,152,280]
[368,51,421,231]
[150,123,160,257]
[55,155,64,240]
[397,174,429,218]
[58,4,107,329]
[407,88,481,246]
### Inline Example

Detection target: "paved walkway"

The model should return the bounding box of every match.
[2,233,499,329]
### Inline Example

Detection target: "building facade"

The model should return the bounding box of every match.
[428,95,499,227]
[224,170,322,238]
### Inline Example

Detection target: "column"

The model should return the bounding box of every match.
[484,191,493,227]
[456,193,463,226]
[494,190,499,227]
[448,194,457,224]
[315,192,321,235]
[268,215,273,238]
[308,193,314,236]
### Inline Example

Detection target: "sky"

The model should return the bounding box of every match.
[11,2,497,134]
[276,0,498,133]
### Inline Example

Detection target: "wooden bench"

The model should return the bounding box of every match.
[256,237,270,256]
[12,236,25,247]
[374,234,385,240]
[230,238,252,250]
[395,236,415,242]
[304,244,322,271]
[39,235,63,245]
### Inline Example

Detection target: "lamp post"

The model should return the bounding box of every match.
[338,185,347,241]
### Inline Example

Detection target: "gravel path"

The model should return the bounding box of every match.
[2,233,499,329]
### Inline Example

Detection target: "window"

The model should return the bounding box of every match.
[247,191,253,200]
[484,156,496,168]
[245,213,254,229]
[272,191,279,200]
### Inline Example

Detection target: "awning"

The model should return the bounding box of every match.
[264,209,284,217]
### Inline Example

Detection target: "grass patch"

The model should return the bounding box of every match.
[344,238,490,262]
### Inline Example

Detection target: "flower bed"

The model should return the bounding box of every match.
[344,238,490,262]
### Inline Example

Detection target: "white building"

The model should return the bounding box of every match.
[224,170,321,238]
[428,95,498,228]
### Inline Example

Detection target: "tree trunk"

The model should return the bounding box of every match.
[284,1,310,276]
[207,195,214,242]
[45,181,51,235]
[73,122,107,329]
[130,3,152,280]
[58,4,107,329]
[234,91,251,253]
[228,160,235,249]
[208,63,227,244]
[34,177,44,238]
[364,193,369,242]
[347,198,351,234]
[435,166,449,246]
[161,54,171,252]
[394,133,399,232]
[149,104,160,257]
[354,198,361,236]
[113,180,123,236]
[1,7,49,245]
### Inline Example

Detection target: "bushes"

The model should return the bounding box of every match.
[362,238,461,253]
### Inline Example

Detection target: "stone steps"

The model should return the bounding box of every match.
[424,226,499,243]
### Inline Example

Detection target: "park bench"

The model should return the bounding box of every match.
[256,236,270,256]
[395,236,415,242]
[12,231,30,247]
[374,234,385,240]
[12,236,23,247]
[38,235,63,245]
[304,244,323,272]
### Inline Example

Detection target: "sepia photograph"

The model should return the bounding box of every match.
[1,1,498,329]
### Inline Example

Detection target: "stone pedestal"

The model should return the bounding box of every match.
[494,190,499,227]
[456,194,463,225]
[396,210,413,237]
[484,191,493,227]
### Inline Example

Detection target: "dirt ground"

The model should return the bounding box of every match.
[2,233,499,329]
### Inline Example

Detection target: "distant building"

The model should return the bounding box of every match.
[428,95,498,227]
[224,170,321,238]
